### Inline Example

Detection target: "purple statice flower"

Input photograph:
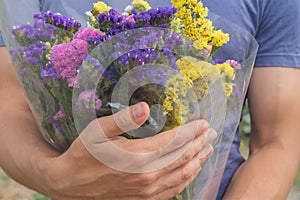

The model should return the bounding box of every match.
[12,19,57,46]
[214,59,224,64]
[50,39,88,87]
[74,90,102,112]
[134,13,151,24]
[162,49,179,73]
[109,20,138,34]
[18,42,48,66]
[47,105,66,134]
[124,49,159,67]
[158,24,170,28]
[147,66,168,85]
[86,35,106,46]
[118,54,130,66]
[163,32,183,51]
[73,28,105,40]
[137,65,168,86]
[103,67,117,84]
[97,9,122,32]
[12,24,36,40]
[134,7,177,27]
[40,62,61,80]
[133,30,162,49]
[86,19,137,48]
[97,9,138,35]
[131,9,138,15]
[34,12,81,32]
[33,19,57,40]
[52,121,64,134]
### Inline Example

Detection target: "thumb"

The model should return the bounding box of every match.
[96,102,150,138]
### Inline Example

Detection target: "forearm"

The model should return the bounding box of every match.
[0,47,59,194]
[224,139,299,199]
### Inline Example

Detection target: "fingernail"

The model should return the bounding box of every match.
[205,130,217,142]
[202,121,209,129]
[133,103,145,119]
[199,145,213,159]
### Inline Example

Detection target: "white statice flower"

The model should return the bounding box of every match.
[85,11,93,17]
[123,5,133,15]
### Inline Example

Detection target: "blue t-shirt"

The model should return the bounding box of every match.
[1,0,300,199]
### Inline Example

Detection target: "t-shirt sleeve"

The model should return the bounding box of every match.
[255,0,300,68]
[0,33,5,46]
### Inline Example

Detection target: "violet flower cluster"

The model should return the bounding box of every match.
[10,1,235,153]
[34,12,81,32]
[10,3,181,151]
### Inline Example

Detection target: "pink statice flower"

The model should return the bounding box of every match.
[205,42,213,58]
[122,15,135,23]
[73,28,105,40]
[53,106,66,121]
[226,59,241,69]
[50,39,88,87]
[75,89,102,112]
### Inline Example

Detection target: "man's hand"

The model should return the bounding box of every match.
[38,102,216,200]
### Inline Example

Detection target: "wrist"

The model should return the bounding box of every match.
[30,142,61,196]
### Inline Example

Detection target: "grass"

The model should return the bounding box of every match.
[33,193,50,200]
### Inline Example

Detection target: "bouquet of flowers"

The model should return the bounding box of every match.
[0,0,258,199]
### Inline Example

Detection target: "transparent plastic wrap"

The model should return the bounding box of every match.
[0,0,258,199]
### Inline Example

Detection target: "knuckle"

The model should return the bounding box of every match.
[181,165,192,182]
[114,111,128,130]
[138,173,156,185]
[182,151,193,163]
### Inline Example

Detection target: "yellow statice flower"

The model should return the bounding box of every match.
[193,37,211,50]
[63,36,71,43]
[212,30,230,47]
[93,1,111,15]
[163,88,176,113]
[171,0,186,8]
[224,82,234,96]
[171,0,230,55]
[188,0,198,6]
[176,8,193,26]
[216,63,236,96]
[198,19,214,37]
[132,0,151,12]
[216,63,235,80]
[45,42,52,59]
[194,2,208,17]
[176,57,202,82]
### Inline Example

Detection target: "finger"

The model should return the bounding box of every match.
[133,119,210,153]
[154,171,200,200]
[199,144,214,163]
[102,101,150,137]
[153,156,201,200]
[81,102,150,140]
[155,130,216,176]
[127,127,216,173]
[121,134,215,191]
[145,152,203,200]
